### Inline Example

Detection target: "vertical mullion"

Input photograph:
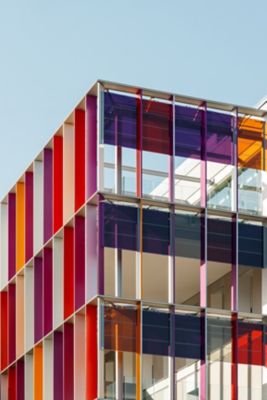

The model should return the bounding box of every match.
[200,101,207,400]
[97,83,104,192]
[136,90,143,198]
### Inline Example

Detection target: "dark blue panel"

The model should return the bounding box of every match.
[239,223,263,268]
[208,218,232,264]
[102,203,138,251]
[175,214,201,259]
[143,209,170,255]
[175,314,201,359]
[143,310,170,356]
[104,92,137,148]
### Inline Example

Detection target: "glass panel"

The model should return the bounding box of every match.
[207,313,232,399]
[103,303,138,399]
[175,211,201,306]
[142,99,171,201]
[207,216,232,310]
[121,147,136,196]
[175,311,201,399]
[102,144,115,193]
[142,208,169,302]
[142,308,170,399]
[175,104,202,206]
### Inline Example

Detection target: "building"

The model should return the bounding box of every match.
[0,80,267,399]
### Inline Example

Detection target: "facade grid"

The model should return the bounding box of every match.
[0,80,267,399]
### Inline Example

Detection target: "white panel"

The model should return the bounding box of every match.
[25,353,34,400]
[25,266,34,351]
[0,202,8,289]
[63,123,74,223]
[53,236,63,328]
[34,160,43,253]
[43,339,53,400]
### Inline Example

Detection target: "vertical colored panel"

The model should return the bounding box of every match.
[16,275,24,358]
[64,323,74,400]
[53,237,63,328]
[8,193,16,280]
[0,291,8,370]
[64,226,74,319]
[86,305,97,400]
[8,283,16,364]
[17,358,25,400]
[43,148,53,243]
[86,204,97,301]
[8,365,16,400]
[43,339,53,400]
[0,202,8,288]
[86,96,97,198]
[53,135,63,233]
[16,182,25,271]
[74,314,86,399]
[34,346,43,400]
[25,171,33,262]
[34,257,43,343]
[43,247,53,336]
[54,331,63,400]
[34,160,44,253]
[75,109,85,210]
[74,215,85,310]
[63,123,74,224]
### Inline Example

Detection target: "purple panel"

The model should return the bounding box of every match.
[74,216,85,310]
[64,323,74,400]
[43,247,53,336]
[8,284,16,363]
[34,257,43,343]
[86,95,97,198]
[175,104,202,160]
[8,193,16,280]
[25,172,33,262]
[206,110,233,164]
[54,331,63,400]
[104,92,137,148]
[16,358,25,400]
[43,148,53,243]
[86,205,98,300]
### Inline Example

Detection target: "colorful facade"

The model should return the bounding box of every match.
[1,80,267,399]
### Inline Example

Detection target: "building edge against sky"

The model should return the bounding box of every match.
[1,80,267,399]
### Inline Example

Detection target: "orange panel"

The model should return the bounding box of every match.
[238,117,264,170]
[16,275,24,358]
[34,346,43,400]
[16,182,25,271]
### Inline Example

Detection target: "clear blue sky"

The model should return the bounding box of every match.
[1,0,267,199]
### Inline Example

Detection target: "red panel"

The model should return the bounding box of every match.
[8,365,16,400]
[86,305,97,400]
[8,284,16,364]
[0,291,8,370]
[64,227,74,319]
[251,329,263,366]
[64,323,74,400]
[53,135,63,233]
[75,109,85,211]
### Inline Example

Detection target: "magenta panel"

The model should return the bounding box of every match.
[8,193,16,280]
[43,148,53,243]
[86,95,97,199]
[43,247,53,336]
[74,215,85,310]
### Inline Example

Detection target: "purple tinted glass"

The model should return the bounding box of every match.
[104,92,137,148]
[206,110,234,164]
